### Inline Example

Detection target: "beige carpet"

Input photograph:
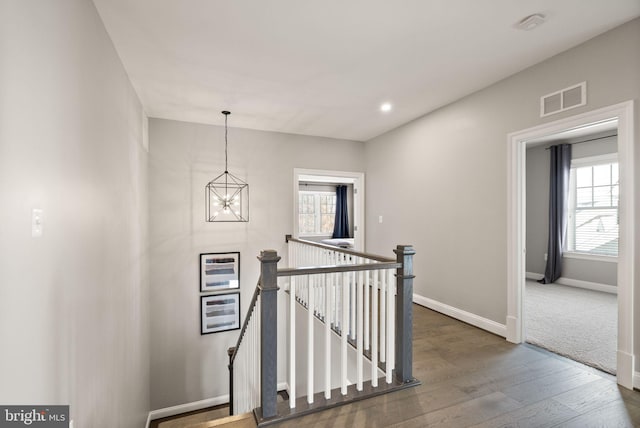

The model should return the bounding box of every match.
[525,280,617,374]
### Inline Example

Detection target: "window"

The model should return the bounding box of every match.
[566,154,618,258]
[299,191,336,235]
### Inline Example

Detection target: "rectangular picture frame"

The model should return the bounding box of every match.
[200,252,240,293]
[201,293,241,335]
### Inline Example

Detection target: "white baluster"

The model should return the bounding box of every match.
[289,273,296,408]
[307,273,314,404]
[324,273,331,400]
[380,268,386,364]
[364,262,370,351]
[357,268,364,391]
[371,269,378,388]
[350,270,356,340]
[386,268,395,384]
[341,271,349,395]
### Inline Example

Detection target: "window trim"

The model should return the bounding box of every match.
[563,251,618,263]
[565,153,619,260]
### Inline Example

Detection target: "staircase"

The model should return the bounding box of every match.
[225,237,419,426]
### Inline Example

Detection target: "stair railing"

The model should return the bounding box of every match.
[227,280,262,415]
[228,238,417,424]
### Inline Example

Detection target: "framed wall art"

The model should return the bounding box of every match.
[200,252,240,293]
[200,293,241,335]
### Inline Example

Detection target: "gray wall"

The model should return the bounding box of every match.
[0,1,150,426]
[364,19,640,349]
[526,136,618,285]
[148,118,364,409]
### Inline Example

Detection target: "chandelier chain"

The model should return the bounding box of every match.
[224,112,229,172]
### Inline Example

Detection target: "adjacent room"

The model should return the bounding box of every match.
[525,120,619,375]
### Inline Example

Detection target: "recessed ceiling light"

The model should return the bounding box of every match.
[515,13,546,31]
[380,102,392,112]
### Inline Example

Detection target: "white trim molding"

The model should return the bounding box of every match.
[525,272,617,295]
[634,372,640,390]
[413,293,507,338]
[147,395,230,425]
[293,168,365,251]
[146,382,289,426]
[555,277,617,295]
[507,101,635,389]
[525,272,544,281]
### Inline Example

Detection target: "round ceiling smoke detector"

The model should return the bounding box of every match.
[515,13,546,31]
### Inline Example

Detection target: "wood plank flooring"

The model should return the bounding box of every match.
[154,304,640,427]
[273,304,640,427]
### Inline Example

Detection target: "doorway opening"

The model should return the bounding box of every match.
[507,101,635,389]
[293,168,365,251]
[524,119,618,374]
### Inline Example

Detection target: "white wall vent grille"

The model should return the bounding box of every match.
[540,82,587,117]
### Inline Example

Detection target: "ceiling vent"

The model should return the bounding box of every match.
[515,14,546,31]
[540,82,587,117]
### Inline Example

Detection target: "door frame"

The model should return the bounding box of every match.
[506,101,635,388]
[293,168,365,251]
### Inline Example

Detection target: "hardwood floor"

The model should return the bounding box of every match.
[273,304,640,427]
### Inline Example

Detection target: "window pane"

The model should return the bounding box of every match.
[320,214,335,234]
[319,195,336,214]
[576,188,592,207]
[612,185,619,207]
[299,214,315,234]
[299,192,338,235]
[299,194,315,214]
[593,164,611,186]
[569,161,619,257]
[574,208,618,256]
[319,194,336,234]
[576,166,592,187]
[593,186,613,207]
[299,194,316,234]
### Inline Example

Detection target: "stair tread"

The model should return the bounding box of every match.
[187,413,256,428]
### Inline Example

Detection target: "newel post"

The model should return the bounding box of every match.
[394,245,416,383]
[259,249,280,419]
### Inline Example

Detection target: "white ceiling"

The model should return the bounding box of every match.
[92,0,640,142]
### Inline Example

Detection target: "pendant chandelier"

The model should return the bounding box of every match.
[205,111,249,222]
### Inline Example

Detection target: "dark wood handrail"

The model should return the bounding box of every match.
[228,279,261,366]
[278,261,400,277]
[227,279,262,415]
[285,235,395,263]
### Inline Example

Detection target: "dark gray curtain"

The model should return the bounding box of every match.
[539,143,572,284]
[332,185,349,238]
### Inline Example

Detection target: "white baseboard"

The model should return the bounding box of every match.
[525,272,617,295]
[146,382,290,426]
[147,395,230,424]
[617,350,635,390]
[413,294,507,338]
[634,372,640,390]
[556,277,617,294]
[525,272,544,281]
[506,316,520,344]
